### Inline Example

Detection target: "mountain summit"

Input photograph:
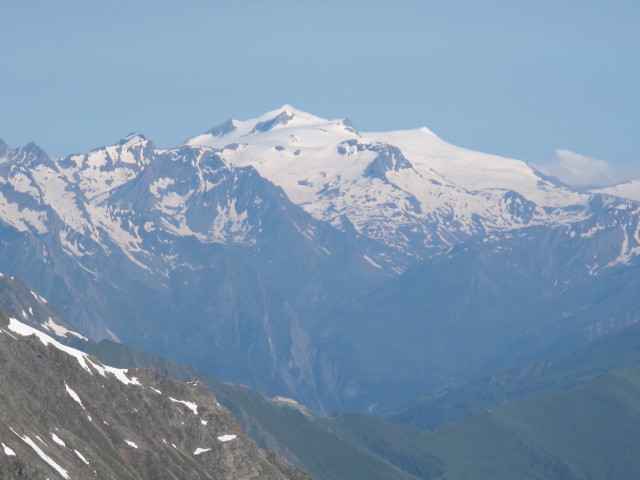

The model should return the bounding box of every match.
[187,106,594,259]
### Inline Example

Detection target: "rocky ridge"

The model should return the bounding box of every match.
[0,311,311,480]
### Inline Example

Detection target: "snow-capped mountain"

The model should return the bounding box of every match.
[0,106,630,275]
[187,105,595,260]
[0,132,389,409]
[1,106,640,413]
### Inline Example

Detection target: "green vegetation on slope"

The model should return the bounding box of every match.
[88,338,640,479]
[335,367,640,479]
[87,339,419,480]
[386,318,640,430]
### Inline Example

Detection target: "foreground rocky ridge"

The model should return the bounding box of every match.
[0,311,311,480]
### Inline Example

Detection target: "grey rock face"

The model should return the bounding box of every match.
[0,311,312,480]
[0,139,387,411]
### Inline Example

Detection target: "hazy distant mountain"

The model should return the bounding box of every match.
[1,106,639,413]
[385,313,640,430]
[311,201,640,411]
[4,273,640,480]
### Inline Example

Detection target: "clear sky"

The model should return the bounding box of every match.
[1,1,638,178]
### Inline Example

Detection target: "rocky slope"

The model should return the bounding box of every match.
[0,311,311,480]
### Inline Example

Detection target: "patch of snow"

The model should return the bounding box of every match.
[51,433,65,447]
[149,177,175,198]
[8,318,141,386]
[580,224,607,238]
[363,254,382,268]
[82,203,151,272]
[102,366,141,386]
[605,226,640,268]
[194,447,211,455]
[125,440,138,449]
[58,229,87,257]
[217,434,237,442]
[74,449,89,465]
[30,290,48,303]
[207,199,252,243]
[11,429,69,479]
[151,387,162,394]
[42,318,88,341]
[1,442,16,456]
[200,419,208,425]
[0,328,16,339]
[105,329,119,341]
[57,139,150,201]
[169,397,198,414]
[591,180,640,202]
[65,384,84,409]
[10,171,40,197]
[31,164,93,235]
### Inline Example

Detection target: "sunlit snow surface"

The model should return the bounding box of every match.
[7,318,141,386]
[11,428,70,479]
[65,384,84,409]
[74,449,90,465]
[2,105,638,278]
[42,317,88,341]
[186,105,592,256]
[217,434,237,442]
[591,180,640,202]
[169,397,198,414]
[51,432,66,447]
[1,442,16,456]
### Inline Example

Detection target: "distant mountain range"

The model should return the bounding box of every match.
[1,106,639,413]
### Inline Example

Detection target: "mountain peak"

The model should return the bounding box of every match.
[11,141,54,168]
[117,133,149,147]
[0,138,9,158]
[253,104,329,126]
[274,103,296,114]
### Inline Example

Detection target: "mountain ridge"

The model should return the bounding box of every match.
[0,106,639,413]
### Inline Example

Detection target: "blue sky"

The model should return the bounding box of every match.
[1,1,638,179]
